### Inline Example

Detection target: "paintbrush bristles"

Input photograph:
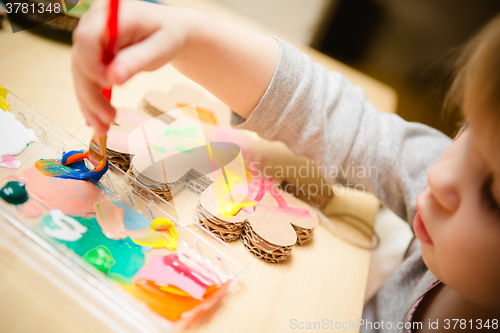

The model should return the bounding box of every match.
[89,133,107,168]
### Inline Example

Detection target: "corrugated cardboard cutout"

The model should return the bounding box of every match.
[196,176,319,263]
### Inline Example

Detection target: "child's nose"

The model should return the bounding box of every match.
[427,161,460,213]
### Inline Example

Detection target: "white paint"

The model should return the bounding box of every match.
[0,111,39,158]
[44,209,88,241]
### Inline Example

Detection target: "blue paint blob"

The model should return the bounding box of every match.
[36,150,109,182]
[113,201,152,230]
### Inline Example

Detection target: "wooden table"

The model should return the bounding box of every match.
[0,1,397,332]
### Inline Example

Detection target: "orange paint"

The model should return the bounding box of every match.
[178,103,218,125]
[115,279,222,321]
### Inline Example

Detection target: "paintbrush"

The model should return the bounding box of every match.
[88,0,119,168]
[64,0,118,175]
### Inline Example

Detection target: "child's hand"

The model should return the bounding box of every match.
[72,0,278,136]
[72,1,192,135]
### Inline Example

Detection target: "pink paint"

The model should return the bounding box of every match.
[17,199,43,218]
[0,155,21,169]
[242,177,311,218]
[22,166,104,216]
[133,254,217,300]
[214,127,264,165]
[107,130,159,158]
[122,112,148,126]
[94,199,127,240]
[181,253,222,284]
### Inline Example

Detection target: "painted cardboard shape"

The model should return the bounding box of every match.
[196,176,319,263]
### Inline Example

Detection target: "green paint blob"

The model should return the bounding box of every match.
[163,126,196,138]
[163,126,198,153]
[83,245,116,274]
[151,144,166,154]
[39,215,145,280]
[0,181,28,204]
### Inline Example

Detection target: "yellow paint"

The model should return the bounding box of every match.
[159,284,191,297]
[129,219,178,250]
[151,218,178,250]
[212,171,257,218]
[0,85,9,111]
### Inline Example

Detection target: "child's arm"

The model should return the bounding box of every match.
[73,1,452,224]
[232,38,453,224]
[71,1,278,134]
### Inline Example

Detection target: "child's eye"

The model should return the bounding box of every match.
[481,175,500,217]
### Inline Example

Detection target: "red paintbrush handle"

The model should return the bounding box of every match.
[102,0,119,102]
[102,87,112,101]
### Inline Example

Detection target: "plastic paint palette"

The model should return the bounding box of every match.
[0,89,250,333]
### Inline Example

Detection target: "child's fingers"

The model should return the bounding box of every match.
[106,30,175,85]
[72,13,109,87]
[83,105,108,136]
[73,65,116,131]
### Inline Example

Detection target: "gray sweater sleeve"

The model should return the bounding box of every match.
[231,37,452,225]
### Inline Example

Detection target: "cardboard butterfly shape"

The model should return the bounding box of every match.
[127,105,226,202]
[125,97,319,263]
[196,173,319,263]
[106,85,228,174]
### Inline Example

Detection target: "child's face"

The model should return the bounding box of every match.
[415,89,500,310]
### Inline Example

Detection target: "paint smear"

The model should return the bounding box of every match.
[23,166,104,216]
[214,127,264,165]
[248,178,310,217]
[112,201,152,230]
[42,209,88,241]
[151,144,166,154]
[0,85,9,111]
[133,254,218,301]
[177,103,217,125]
[111,274,223,321]
[39,214,144,279]
[94,199,127,240]
[17,199,43,218]
[128,218,178,249]
[0,111,38,158]
[0,155,21,169]
[212,171,256,218]
[128,228,171,248]
[151,218,178,249]
[36,150,108,183]
[163,126,199,153]
[181,253,222,285]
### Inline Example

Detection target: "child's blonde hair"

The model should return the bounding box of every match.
[447,14,500,129]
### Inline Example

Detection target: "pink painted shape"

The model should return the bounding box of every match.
[133,254,216,300]
[241,177,310,217]
[94,199,127,240]
[0,155,21,169]
[22,166,104,217]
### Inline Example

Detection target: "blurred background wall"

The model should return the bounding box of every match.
[212,0,500,136]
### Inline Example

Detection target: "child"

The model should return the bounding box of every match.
[72,1,500,331]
